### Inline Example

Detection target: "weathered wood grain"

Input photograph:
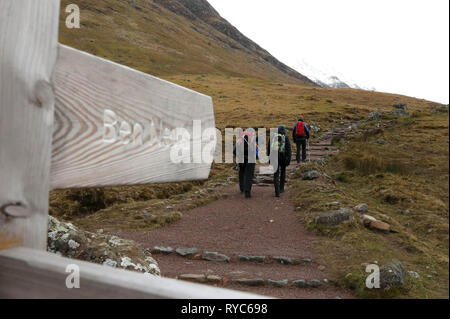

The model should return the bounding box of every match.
[0,0,60,250]
[0,247,267,299]
[51,45,216,189]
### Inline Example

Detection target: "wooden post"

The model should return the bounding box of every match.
[0,0,60,250]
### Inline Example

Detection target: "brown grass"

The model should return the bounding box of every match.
[291,111,449,298]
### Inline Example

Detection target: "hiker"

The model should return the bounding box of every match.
[233,128,258,198]
[292,118,310,163]
[268,125,292,197]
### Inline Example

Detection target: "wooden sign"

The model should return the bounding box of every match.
[51,45,215,189]
[1,1,215,251]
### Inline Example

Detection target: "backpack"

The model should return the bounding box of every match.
[240,131,255,144]
[239,131,258,158]
[295,121,306,137]
[271,133,286,153]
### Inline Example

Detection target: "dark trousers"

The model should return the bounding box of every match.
[274,164,287,196]
[239,162,255,194]
[295,138,307,163]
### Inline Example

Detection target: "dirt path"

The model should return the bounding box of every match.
[118,125,356,299]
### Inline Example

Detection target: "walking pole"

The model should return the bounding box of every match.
[307,140,311,163]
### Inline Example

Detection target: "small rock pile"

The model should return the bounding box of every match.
[48,216,160,276]
[390,103,409,117]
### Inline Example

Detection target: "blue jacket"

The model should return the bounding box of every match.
[292,122,310,140]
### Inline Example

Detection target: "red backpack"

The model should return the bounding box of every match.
[295,121,306,137]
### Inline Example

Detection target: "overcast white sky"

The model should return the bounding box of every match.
[208,0,449,104]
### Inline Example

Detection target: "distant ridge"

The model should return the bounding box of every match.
[154,0,316,85]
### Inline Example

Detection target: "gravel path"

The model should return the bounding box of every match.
[117,125,356,299]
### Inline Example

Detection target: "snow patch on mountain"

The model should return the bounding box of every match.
[294,60,376,91]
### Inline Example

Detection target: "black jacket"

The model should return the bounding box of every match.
[233,135,258,163]
[267,132,291,167]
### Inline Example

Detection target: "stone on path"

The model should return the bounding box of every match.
[293,280,307,288]
[234,278,265,287]
[307,280,322,288]
[176,247,199,257]
[152,246,174,254]
[206,275,223,284]
[178,274,207,283]
[256,175,273,185]
[380,260,407,289]
[273,256,295,265]
[315,208,354,226]
[202,251,230,263]
[238,255,266,263]
[268,279,289,288]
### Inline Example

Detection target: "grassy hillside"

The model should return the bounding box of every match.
[59,0,313,83]
[290,110,449,298]
[53,0,449,298]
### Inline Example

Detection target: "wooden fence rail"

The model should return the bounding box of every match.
[0,248,267,299]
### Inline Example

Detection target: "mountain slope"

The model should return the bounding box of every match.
[59,0,315,84]
[154,0,315,84]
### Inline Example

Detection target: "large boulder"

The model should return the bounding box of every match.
[380,260,407,289]
[315,208,354,226]
[47,216,160,276]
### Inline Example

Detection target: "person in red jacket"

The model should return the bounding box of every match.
[292,118,310,163]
